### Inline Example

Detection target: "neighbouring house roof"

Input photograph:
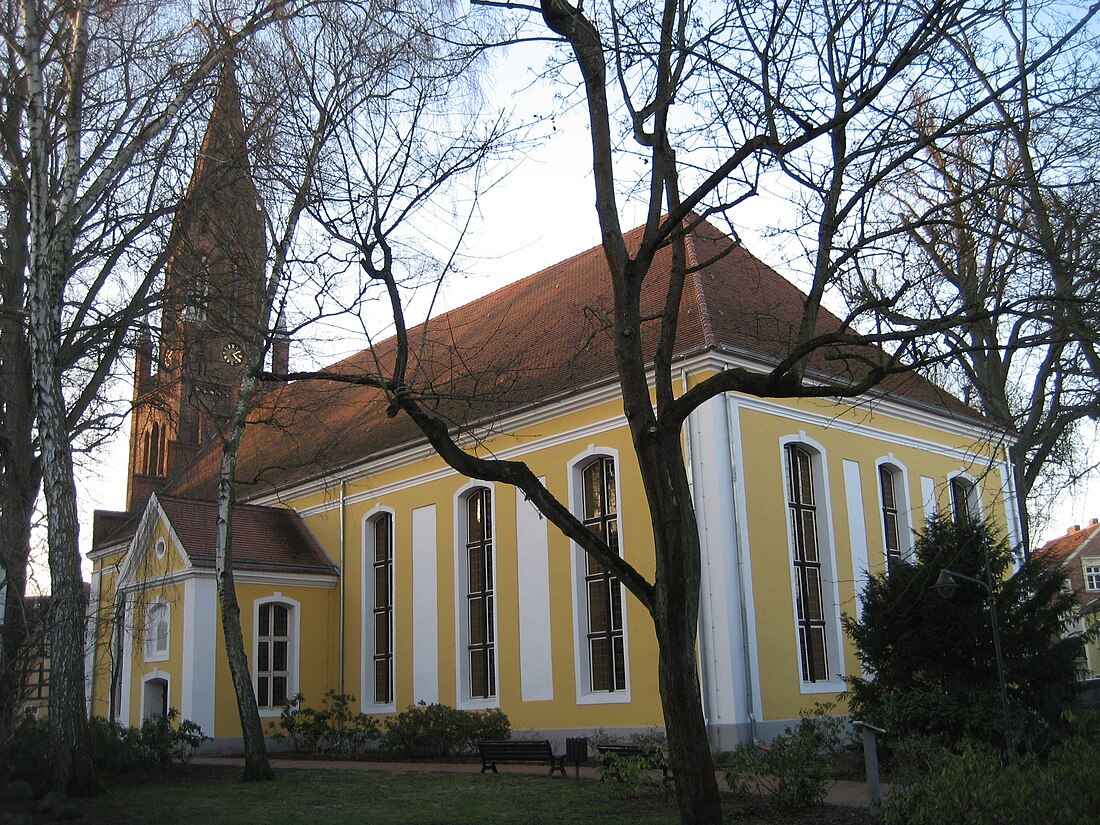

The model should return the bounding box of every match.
[1037,521,1100,565]
[156,495,336,575]
[159,218,983,502]
[1037,520,1100,615]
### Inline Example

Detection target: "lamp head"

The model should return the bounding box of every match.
[933,569,960,600]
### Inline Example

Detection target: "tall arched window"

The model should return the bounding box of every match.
[141,422,166,477]
[785,443,829,683]
[877,462,915,573]
[461,488,495,701]
[365,511,394,706]
[581,457,626,693]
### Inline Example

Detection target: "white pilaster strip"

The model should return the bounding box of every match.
[411,505,439,704]
[843,460,870,620]
[181,577,217,735]
[921,476,938,521]
[516,487,553,702]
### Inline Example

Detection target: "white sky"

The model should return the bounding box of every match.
[51,33,1097,590]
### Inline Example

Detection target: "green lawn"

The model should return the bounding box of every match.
[80,766,685,824]
[6,764,870,824]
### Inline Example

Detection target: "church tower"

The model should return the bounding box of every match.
[126,59,286,513]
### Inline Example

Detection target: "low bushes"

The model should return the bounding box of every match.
[884,737,1100,825]
[378,701,510,758]
[2,709,206,786]
[269,695,510,759]
[87,709,207,771]
[270,691,380,755]
[593,732,669,796]
[719,703,849,810]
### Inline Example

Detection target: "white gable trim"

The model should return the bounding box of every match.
[116,494,192,591]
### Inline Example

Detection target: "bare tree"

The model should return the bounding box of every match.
[8,0,305,796]
[866,53,1100,551]
[258,0,1100,821]
[202,1,506,780]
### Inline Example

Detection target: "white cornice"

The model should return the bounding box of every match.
[293,414,627,519]
[122,566,336,591]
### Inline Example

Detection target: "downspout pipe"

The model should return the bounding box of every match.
[339,480,346,695]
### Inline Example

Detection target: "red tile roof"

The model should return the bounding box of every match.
[1037,521,1100,565]
[157,495,335,575]
[163,219,982,501]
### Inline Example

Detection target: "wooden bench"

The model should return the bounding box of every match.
[596,743,673,784]
[478,740,567,777]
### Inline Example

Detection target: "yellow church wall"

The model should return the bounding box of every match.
[282,380,1014,738]
[88,365,1018,747]
[292,394,668,734]
[211,580,338,738]
[125,578,188,723]
[731,394,1012,725]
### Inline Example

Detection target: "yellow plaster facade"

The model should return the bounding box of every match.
[89,361,1017,750]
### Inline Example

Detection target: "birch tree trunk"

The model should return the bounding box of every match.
[21,0,97,795]
[215,371,275,781]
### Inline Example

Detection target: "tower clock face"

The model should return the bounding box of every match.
[221,342,243,365]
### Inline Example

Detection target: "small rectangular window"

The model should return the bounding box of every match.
[1086,564,1100,592]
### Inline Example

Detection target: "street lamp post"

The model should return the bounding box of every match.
[933,568,1015,753]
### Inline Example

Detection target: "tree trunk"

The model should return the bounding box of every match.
[0,344,38,722]
[642,433,722,825]
[653,610,722,824]
[215,561,274,781]
[216,372,274,782]
[0,133,38,726]
[27,263,96,797]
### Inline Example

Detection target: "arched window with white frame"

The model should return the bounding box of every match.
[253,595,299,713]
[949,474,981,525]
[364,509,395,709]
[781,437,845,690]
[568,450,630,703]
[876,459,912,574]
[455,485,497,706]
[144,599,169,662]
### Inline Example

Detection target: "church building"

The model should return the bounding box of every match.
[87,66,1022,752]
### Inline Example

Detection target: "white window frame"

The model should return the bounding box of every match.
[1085,562,1100,592]
[252,593,300,717]
[779,435,846,694]
[875,456,913,572]
[362,506,396,713]
[453,481,499,710]
[144,598,170,662]
[567,447,632,705]
[949,472,983,525]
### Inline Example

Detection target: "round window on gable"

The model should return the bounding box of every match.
[155,538,167,560]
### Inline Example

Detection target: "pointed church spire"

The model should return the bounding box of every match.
[186,53,258,212]
[127,57,270,514]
